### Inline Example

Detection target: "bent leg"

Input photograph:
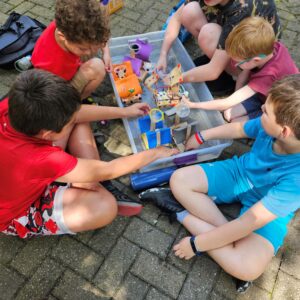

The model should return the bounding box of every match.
[181,2,208,37]
[181,214,274,281]
[62,185,118,232]
[74,57,106,99]
[170,165,228,226]
[198,23,222,58]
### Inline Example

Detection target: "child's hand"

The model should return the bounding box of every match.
[156,54,167,73]
[154,146,179,159]
[103,52,112,72]
[181,95,196,109]
[173,236,195,260]
[124,103,151,118]
[185,134,200,151]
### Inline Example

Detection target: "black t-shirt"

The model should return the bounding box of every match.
[185,0,281,49]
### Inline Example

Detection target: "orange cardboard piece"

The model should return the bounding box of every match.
[115,74,142,98]
[112,61,133,81]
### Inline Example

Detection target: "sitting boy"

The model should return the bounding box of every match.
[140,74,300,292]
[183,17,299,122]
[157,0,281,94]
[31,0,111,100]
[0,69,177,238]
[32,0,151,204]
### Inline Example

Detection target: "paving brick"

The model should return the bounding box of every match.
[280,226,300,279]
[0,2,13,13]
[94,237,140,295]
[124,218,174,258]
[0,11,8,24]
[15,258,64,300]
[30,4,54,20]
[52,270,109,300]
[0,265,25,300]
[0,235,25,265]
[7,0,23,7]
[138,203,161,225]
[178,256,220,300]
[156,214,181,237]
[88,216,129,255]
[255,248,283,292]
[146,287,172,300]
[11,236,58,277]
[51,236,103,280]
[166,227,194,273]
[272,270,300,300]
[11,1,34,14]
[115,273,148,300]
[131,250,186,299]
[214,271,272,300]
[29,0,55,9]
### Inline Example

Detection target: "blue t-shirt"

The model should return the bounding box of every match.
[238,118,300,217]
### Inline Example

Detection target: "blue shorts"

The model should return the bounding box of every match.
[200,158,294,254]
[242,94,263,120]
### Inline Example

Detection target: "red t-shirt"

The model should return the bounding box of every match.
[31,21,81,81]
[248,42,299,98]
[0,98,77,231]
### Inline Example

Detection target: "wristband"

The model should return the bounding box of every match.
[190,236,202,256]
[194,131,205,145]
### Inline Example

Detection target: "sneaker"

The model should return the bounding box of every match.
[235,279,252,293]
[138,187,184,214]
[102,181,143,216]
[193,55,235,96]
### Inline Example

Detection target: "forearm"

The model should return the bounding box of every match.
[160,8,183,56]
[195,218,251,251]
[183,64,219,83]
[191,85,256,111]
[92,149,161,181]
[59,149,161,183]
[76,105,127,122]
[201,122,247,140]
[194,202,276,252]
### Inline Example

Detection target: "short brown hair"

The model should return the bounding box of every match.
[225,17,275,59]
[268,74,300,140]
[55,0,110,45]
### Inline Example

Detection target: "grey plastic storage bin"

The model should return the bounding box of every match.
[109,31,231,172]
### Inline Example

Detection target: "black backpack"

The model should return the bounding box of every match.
[0,12,46,68]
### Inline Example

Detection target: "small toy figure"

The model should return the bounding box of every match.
[128,38,153,61]
[112,61,143,102]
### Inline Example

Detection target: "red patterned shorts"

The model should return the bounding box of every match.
[2,184,74,238]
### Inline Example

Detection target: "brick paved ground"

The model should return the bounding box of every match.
[0,1,299,299]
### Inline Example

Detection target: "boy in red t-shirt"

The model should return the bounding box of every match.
[0,69,177,238]
[32,0,153,207]
[182,17,299,122]
[32,0,111,100]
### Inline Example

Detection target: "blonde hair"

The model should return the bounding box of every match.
[269,74,300,140]
[225,17,275,59]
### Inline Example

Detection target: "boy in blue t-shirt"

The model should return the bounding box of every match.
[140,74,300,290]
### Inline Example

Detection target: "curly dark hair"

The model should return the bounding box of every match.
[55,0,110,44]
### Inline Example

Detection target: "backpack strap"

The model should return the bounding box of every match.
[0,12,20,33]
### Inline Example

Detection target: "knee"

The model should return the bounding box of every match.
[181,2,201,29]
[80,57,106,82]
[223,109,233,122]
[95,192,118,226]
[198,24,221,50]
[170,168,189,191]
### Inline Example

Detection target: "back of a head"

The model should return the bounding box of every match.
[225,16,275,59]
[55,0,110,44]
[8,69,81,136]
[269,74,300,140]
